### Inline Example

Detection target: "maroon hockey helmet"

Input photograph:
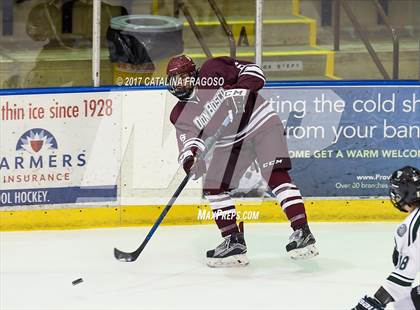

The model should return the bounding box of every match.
[166,55,198,100]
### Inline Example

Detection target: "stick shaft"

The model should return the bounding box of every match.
[135,117,230,255]
[135,174,190,255]
[115,115,231,261]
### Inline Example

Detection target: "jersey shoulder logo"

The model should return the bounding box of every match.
[397,224,407,237]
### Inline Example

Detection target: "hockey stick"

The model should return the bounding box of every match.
[114,115,232,262]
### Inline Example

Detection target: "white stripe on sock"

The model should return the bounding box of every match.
[206,194,230,201]
[290,214,306,223]
[276,189,302,203]
[220,223,238,233]
[272,183,296,195]
[281,199,304,210]
[209,199,235,210]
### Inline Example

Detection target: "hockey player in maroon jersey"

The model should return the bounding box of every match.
[167,55,319,267]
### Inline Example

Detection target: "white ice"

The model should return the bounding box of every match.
[0,223,413,310]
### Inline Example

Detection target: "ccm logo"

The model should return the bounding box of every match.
[224,89,247,97]
[262,159,283,168]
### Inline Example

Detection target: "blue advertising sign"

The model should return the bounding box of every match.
[260,84,420,197]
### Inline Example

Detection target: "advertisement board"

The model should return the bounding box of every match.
[0,90,121,206]
[260,84,420,197]
[1,82,419,208]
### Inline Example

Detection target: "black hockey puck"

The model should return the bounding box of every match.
[72,278,83,285]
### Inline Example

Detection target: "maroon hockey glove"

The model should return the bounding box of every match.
[183,155,206,180]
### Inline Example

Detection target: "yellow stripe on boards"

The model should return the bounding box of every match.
[0,207,121,231]
[0,200,406,231]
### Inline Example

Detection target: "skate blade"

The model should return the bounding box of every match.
[288,244,319,260]
[206,254,250,268]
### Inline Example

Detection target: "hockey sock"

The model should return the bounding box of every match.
[206,193,239,237]
[268,170,308,230]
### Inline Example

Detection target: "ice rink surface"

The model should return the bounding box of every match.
[1,223,416,310]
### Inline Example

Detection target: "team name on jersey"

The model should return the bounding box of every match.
[193,89,247,130]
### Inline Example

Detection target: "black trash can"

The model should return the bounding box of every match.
[107,15,183,85]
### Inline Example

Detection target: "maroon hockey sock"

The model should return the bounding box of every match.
[206,193,239,237]
[268,170,308,230]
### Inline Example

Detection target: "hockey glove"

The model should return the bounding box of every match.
[411,286,420,309]
[183,155,206,180]
[352,296,386,310]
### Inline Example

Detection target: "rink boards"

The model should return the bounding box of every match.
[1,81,419,230]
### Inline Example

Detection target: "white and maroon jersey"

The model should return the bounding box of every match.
[383,207,420,302]
[170,56,278,164]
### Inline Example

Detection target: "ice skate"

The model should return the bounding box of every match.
[206,222,249,267]
[286,224,319,259]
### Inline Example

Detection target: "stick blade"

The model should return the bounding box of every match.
[114,247,138,262]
